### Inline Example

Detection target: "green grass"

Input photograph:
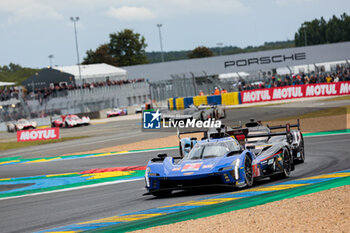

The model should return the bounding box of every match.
[319,95,350,102]
[0,136,88,151]
[271,105,349,121]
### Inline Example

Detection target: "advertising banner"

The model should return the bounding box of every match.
[17,128,60,142]
[241,81,350,104]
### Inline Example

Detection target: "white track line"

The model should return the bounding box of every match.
[0,178,143,201]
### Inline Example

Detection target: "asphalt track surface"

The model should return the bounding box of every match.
[0,98,349,233]
[1,133,350,233]
[0,97,348,159]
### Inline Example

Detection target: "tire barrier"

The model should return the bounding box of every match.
[175,98,185,110]
[168,92,239,110]
[167,81,350,110]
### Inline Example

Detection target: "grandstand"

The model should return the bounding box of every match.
[0,64,149,127]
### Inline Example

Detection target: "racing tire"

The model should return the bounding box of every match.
[282,148,292,178]
[295,138,305,164]
[298,145,305,163]
[272,148,291,180]
[152,190,172,198]
[179,141,184,158]
[222,109,226,119]
[200,112,205,122]
[244,154,254,187]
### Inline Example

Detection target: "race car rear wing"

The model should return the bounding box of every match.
[267,119,300,131]
[228,124,293,144]
[176,126,228,140]
[176,129,208,139]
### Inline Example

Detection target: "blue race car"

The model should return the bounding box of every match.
[144,127,293,197]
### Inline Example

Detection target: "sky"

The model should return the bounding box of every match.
[0,0,349,68]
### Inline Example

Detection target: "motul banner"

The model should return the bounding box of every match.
[17,128,60,142]
[241,81,350,104]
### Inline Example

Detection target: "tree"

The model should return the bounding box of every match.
[295,12,350,47]
[82,44,118,66]
[188,46,214,59]
[109,29,148,66]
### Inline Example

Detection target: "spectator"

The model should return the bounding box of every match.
[214,87,220,95]
[325,74,333,83]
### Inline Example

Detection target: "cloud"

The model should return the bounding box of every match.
[275,0,317,6]
[164,0,250,15]
[105,0,249,20]
[107,6,156,21]
[0,0,64,25]
[0,0,250,25]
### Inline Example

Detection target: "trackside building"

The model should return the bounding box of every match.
[123,42,350,82]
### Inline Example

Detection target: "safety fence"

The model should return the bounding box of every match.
[168,81,350,110]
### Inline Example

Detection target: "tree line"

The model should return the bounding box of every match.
[0,63,39,86]
[83,12,349,66]
[295,13,350,46]
[1,12,349,84]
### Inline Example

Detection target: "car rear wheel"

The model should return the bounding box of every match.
[244,154,253,187]
[296,138,305,163]
[152,190,172,198]
[272,148,291,180]
[282,148,291,178]
[179,141,184,157]
[299,145,305,163]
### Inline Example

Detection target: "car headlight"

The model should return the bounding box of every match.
[145,167,150,187]
[234,159,240,180]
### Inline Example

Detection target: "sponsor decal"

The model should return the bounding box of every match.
[202,164,214,169]
[224,52,306,68]
[172,167,181,171]
[182,163,202,172]
[183,172,194,175]
[241,81,350,104]
[17,128,60,142]
[252,163,260,177]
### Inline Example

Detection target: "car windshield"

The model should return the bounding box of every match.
[184,140,241,160]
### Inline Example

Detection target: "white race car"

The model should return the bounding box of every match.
[64,114,90,127]
[7,119,37,132]
[107,108,127,118]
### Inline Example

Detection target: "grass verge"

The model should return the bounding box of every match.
[318,95,350,102]
[0,136,88,151]
[270,105,349,121]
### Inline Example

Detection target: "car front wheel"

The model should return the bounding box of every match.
[244,154,253,187]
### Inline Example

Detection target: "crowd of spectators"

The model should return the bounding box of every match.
[26,78,146,103]
[0,86,20,101]
[237,65,350,91]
